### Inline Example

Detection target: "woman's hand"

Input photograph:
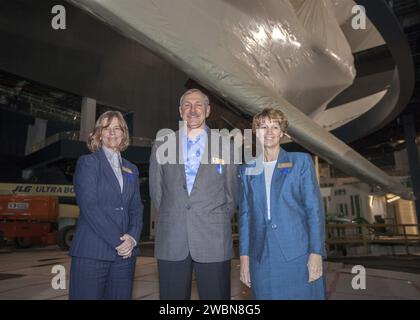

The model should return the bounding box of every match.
[116,234,136,259]
[307,253,323,283]
[240,255,251,288]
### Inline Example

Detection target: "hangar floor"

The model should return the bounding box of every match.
[0,244,420,300]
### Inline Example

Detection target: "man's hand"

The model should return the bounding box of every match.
[307,253,323,283]
[116,234,136,259]
[240,255,251,288]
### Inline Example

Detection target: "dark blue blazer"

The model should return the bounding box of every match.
[70,148,143,261]
[239,149,326,262]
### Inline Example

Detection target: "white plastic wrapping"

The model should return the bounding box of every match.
[226,0,355,116]
[72,0,355,117]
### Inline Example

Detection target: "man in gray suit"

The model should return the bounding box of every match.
[149,89,239,300]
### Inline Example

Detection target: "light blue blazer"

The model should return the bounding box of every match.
[239,149,326,262]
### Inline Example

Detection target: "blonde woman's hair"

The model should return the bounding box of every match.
[252,107,289,134]
[87,111,130,152]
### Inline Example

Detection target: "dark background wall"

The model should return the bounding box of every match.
[0,0,188,139]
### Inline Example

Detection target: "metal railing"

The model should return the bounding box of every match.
[326,223,420,255]
[29,131,152,154]
[31,131,80,153]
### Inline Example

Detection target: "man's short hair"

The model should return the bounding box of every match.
[179,89,210,107]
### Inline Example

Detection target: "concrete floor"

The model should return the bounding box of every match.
[1,245,420,300]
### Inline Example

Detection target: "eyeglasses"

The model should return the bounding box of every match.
[102,126,123,135]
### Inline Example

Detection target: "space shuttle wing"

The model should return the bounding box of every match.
[69,0,413,199]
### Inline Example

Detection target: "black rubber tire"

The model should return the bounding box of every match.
[58,226,75,251]
[0,231,5,246]
[14,237,33,249]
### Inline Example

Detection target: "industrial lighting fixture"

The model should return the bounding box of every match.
[50,91,65,99]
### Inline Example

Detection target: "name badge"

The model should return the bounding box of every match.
[211,157,225,165]
[278,162,293,169]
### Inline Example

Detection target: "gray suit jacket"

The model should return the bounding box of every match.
[149,129,239,263]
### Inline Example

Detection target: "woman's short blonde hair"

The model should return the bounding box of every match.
[87,111,130,153]
[252,107,289,133]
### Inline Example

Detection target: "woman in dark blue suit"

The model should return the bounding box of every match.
[69,111,143,300]
[239,108,326,300]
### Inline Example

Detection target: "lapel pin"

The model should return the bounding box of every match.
[122,166,133,174]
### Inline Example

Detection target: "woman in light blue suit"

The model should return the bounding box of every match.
[69,111,143,300]
[239,108,326,300]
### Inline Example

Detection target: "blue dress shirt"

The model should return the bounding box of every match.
[182,128,208,195]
